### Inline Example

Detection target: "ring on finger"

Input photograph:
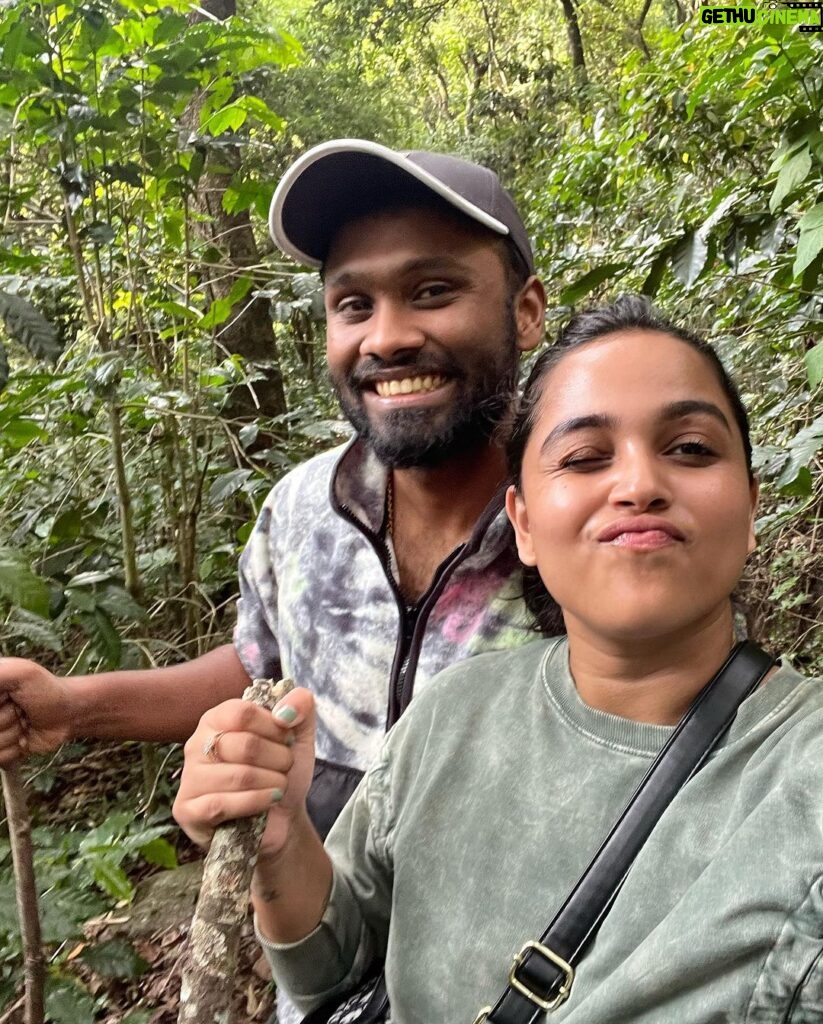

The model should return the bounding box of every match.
[203,730,227,764]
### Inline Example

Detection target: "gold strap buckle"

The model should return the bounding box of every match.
[508,940,575,1012]
[471,1007,491,1024]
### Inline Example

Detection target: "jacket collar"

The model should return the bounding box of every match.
[330,437,515,570]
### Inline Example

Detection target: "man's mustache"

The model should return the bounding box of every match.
[347,353,462,388]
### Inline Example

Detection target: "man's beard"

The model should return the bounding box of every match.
[331,317,520,470]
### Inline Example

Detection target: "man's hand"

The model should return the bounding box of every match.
[173,688,316,859]
[0,658,73,766]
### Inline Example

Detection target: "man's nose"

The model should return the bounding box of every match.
[608,448,672,510]
[360,302,425,361]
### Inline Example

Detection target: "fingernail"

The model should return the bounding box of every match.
[273,705,297,724]
[271,788,284,803]
[284,733,295,748]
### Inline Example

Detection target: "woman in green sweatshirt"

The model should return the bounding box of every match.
[175,294,823,1024]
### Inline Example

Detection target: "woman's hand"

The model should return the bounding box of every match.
[173,687,316,859]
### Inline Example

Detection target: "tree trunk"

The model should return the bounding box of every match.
[558,0,588,85]
[184,0,287,425]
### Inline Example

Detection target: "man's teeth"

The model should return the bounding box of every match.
[375,375,446,397]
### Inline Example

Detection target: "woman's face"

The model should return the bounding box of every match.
[506,330,758,644]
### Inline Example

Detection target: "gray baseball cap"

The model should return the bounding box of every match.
[269,138,534,274]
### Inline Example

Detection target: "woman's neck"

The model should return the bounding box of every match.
[565,605,737,725]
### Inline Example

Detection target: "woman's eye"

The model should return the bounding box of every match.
[560,451,609,470]
[669,440,717,459]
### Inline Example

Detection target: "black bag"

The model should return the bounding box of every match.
[300,962,389,1024]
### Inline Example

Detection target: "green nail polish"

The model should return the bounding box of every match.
[274,705,297,724]
[271,788,284,803]
[285,733,295,748]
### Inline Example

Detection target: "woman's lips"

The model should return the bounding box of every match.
[598,516,685,549]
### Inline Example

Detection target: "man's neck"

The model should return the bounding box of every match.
[565,606,746,726]
[388,442,507,602]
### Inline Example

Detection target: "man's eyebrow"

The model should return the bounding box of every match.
[538,401,732,457]
[324,256,467,291]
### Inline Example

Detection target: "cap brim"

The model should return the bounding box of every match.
[269,139,510,268]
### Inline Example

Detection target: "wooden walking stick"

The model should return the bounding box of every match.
[177,677,294,1024]
[1,766,45,1024]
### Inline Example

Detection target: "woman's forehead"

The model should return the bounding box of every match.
[537,330,733,423]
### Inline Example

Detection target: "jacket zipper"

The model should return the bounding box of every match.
[336,485,505,729]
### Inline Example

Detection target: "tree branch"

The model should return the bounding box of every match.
[1,767,44,1024]
[177,678,293,1023]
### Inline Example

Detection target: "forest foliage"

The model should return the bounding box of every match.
[0,0,820,1016]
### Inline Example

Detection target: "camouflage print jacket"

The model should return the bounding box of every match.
[234,437,535,835]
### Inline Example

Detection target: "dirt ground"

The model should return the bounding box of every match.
[1,741,277,1023]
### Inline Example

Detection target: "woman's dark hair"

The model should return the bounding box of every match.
[506,294,754,636]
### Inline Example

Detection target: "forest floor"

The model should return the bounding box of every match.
[2,740,277,1024]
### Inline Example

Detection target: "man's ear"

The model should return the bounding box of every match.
[505,485,537,566]
[747,477,759,555]
[514,276,546,353]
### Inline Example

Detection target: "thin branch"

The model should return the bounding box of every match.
[1,767,45,1024]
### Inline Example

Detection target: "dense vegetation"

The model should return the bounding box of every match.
[0,0,820,1017]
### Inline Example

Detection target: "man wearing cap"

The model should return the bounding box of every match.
[0,139,544,835]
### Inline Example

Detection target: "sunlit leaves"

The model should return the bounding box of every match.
[769,144,812,213]
[805,343,823,390]
[794,203,823,277]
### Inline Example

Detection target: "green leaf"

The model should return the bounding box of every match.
[559,263,626,306]
[775,416,823,488]
[236,95,284,132]
[804,342,823,390]
[91,607,122,667]
[769,146,812,213]
[797,204,823,233]
[641,249,670,296]
[200,277,253,328]
[209,468,253,504]
[4,610,63,653]
[79,938,149,979]
[671,231,709,288]
[45,978,96,1022]
[204,101,247,136]
[91,859,133,901]
[139,837,178,869]
[0,290,61,362]
[794,222,823,277]
[1,417,48,448]
[0,548,50,616]
[779,466,812,497]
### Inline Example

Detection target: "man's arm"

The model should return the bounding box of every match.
[0,643,251,765]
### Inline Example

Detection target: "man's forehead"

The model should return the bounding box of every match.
[322,204,503,278]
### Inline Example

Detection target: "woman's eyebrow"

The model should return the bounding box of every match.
[538,401,732,457]
[539,414,614,456]
[660,400,731,432]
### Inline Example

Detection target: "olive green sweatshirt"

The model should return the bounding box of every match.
[259,638,823,1024]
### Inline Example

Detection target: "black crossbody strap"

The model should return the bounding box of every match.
[479,641,775,1024]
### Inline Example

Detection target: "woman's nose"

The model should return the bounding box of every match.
[608,449,672,510]
[360,302,425,361]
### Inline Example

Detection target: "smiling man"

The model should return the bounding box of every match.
[238,140,547,831]
[0,139,544,831]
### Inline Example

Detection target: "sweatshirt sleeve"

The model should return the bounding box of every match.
[255,753,395,1014]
